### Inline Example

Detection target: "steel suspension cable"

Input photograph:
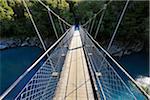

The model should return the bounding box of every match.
[89,15,96,34]
[58,18,65,34]
[97,0,129,62]
[63,22,67,31]
[82,8,103,27]
[22,0,47,51]
[99,0,130,82]
[47,10,65,57]
[37,0,71,27]
[82,0,112,27]
[87,19,92,32]
[22,0,56,73]
[107,0,129,51]
[94,4,107,39]
[47,10,66,56]
[48,10,59,39]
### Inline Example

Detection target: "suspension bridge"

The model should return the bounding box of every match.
[0,0,149,100]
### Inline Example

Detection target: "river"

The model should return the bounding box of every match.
[0,46,149,97]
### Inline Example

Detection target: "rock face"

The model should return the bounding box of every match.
[0,38,19,49]
[0,37,54,50]
[108,40,144,57]
[0,37,144,57]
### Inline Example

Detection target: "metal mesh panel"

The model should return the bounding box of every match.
[14,28,74,100]
[79,27,147,100]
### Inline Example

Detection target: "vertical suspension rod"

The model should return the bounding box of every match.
[48,9,59,39]
[100,0,130,77]
[82,0,112,27]
[94,4,107,39]
[58,17,64,34]
[22,0,56,71]
[48,10,66,56]
[87,19,92,32]
[22,0,47,51]
[38,0,71,27]
[90,15,96,34]
[107,0,129,51]
[63,22,67,31]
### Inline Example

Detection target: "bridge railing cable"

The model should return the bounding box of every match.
[80,27,136,99]
[15,28,74,100]
[81,27,149,99]
[80,0,149,98]
[0,27,74,100]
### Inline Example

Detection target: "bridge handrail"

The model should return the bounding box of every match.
[83,28,149,99]
[0,27,72,100]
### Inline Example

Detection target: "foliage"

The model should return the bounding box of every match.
[0,0,149,47]
[95,1,149,43]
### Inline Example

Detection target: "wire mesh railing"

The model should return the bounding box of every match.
[80,27,149,100]
[0,27,74,100]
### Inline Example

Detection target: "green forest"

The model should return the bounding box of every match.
[0,0,149,51]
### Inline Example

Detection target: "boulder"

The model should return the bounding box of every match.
[21,42,29,46]
[0,44,8,49]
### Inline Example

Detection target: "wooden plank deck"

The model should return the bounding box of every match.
[54,30,94,100]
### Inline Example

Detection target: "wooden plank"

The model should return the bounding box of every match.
[54,30,94,100]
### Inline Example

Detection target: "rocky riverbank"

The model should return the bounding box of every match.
[0,37,54,50]
[106,40,144,57]
[0,37,144,57]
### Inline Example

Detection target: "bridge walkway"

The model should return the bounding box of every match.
[54,30,94,100]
